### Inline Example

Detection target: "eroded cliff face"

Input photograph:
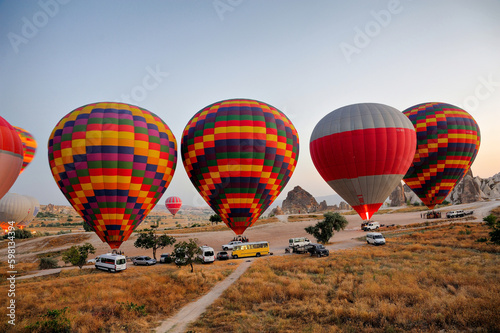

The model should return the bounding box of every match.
[388,170,500,206]
[282,186,319,214]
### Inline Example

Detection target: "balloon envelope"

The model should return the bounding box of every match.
[13,126,37,175]
[0,193,31,231]
[181,99,299,235]
[17,195,40,228]
[165,196,182,216]
[48,102,177,248]
[0,117,23,201]
[310,103,416,220]
[402,102,481,209]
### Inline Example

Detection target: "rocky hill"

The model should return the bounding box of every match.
[270,186,351,215]
[389,170,500,206]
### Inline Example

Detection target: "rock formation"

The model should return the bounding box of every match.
[282,186,320,214]
[388,182,405,207]
[339,201,350,210]
[318,200,328,211]
[388,170,500,206]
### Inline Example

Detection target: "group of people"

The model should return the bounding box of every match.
[233,235,249,242]
[421,211,442,219]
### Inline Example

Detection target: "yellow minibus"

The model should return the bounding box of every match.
[231,241,269,259]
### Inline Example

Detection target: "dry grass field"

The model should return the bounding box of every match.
[189,223,500,333]
[0,261,236,332]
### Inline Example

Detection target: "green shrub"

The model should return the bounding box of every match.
[39,257,58,270]
[26,307,70,332]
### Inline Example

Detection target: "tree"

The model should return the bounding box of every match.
[134,228,176,260]
[173,238,200,273]
[62,243,96,269]
[483,214,500,245]
[82,222,93,232]
[209,214,222,225]
[305,212,348,244]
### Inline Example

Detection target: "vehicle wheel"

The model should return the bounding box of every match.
[256,253,261,257]
[233,255,238,259]
[367,241,370,244]
[146,263,149,266]
[134,262,137,265]
[317,254,321,258]
[110,268,116,273]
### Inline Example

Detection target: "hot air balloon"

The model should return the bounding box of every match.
[0,117,24,201]
[402,102,481,209]
[310,103,416,221]
[48,102,177,249]
[17,195,40,229]
[0,193,31,232]
[165,196,182,216]
[181,98,299,235]
[13,126,37,175]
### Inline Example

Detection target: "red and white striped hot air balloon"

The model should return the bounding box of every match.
[310,103,416,221]
[165,196,182,216]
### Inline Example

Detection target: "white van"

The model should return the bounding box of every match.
[198,246,215,264]
[95,253,127,273]
[289,237,310,248]
[366,232,386,246]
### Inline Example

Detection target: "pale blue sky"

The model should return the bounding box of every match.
[1,0,499,206]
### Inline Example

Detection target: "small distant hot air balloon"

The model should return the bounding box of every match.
[165,196,182,216]
[0,117,24,202]
[310,103,416,221]
[17,195,40,229]
[402,102,481,209]
[181,98,299,235]
[48,102,177,249]
[13,126,37,175]
[0,193,31,232]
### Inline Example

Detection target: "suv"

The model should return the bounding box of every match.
[306,243,329,257]
[363,221,380,231]
[159,253,172,263]
[222,241,242,251]
[366,232,386,246]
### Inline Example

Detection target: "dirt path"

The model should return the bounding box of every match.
[155,259,254,333]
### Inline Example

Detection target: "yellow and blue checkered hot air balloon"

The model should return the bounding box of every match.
[48,102,177,249]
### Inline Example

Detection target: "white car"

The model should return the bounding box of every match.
[222,241,242,251]
[366,232,386,246]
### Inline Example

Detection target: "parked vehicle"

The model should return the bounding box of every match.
[216,251,230,260]
[289,237,310,249]
[362,221,380,231]
[95,253,127,273]
[232,241,269,259]
[159,253,172,263]
[222,240,242,251]
[87,256,100,264]
[133,256,156,266]
[198,246,215,263]
[307,243,329,257]
[366,232,386,246]
[446,210,465,218]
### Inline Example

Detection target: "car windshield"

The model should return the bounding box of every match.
[374,235,384,239]
[317,245,324,249]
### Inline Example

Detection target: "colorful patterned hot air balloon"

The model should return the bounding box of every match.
[48,102,177,249]
[13,126,37,175]
[0,116,24,201]
[165,196,182,216]
[181,99,299,235]
[402,102,481,209]
[310,103,416,221]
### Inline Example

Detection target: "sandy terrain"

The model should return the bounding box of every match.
[1,200,498,266]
